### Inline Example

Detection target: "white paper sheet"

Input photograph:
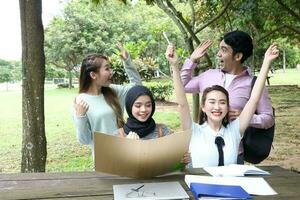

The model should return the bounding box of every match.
[185,175,277,196]
[203,164,270,177]
[113,181,189,200]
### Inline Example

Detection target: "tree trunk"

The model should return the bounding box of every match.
[68,70,73,89]
[19,0,47,172]
[283,48,286,73]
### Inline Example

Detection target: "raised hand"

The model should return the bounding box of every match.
[126,131,140,140]
[264,43,279,63]
[116,42,129,60]
[165,43,179,66]
[190,40,213,63]
[74,98,89,117]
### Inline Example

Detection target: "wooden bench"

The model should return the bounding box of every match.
[1,166,299,199]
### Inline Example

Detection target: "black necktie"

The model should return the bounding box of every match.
[215,136,225,166]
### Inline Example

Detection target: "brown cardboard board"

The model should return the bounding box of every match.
[94,129,192,178]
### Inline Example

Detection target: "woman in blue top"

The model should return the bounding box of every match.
[166,43,279,167]
[73,43,142,157]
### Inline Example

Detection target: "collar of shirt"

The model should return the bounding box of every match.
[220,66,252,77]
[220,67,252,88]
[201,122,225,137]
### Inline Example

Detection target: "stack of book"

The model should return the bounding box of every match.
[185,165,277,199]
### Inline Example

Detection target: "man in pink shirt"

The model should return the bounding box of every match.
[180,31,274,163]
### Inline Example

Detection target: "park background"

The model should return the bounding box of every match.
[0,0,299,173]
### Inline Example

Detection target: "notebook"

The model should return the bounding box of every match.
[203,164,270,177]
[185,175,277,196]
[113,181,189,200]
[190,182,251,199]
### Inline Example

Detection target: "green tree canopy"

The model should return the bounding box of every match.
[45,0,186,84]
[0,59,21,83]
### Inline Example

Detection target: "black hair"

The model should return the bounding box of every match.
[223,30,253,63]
[79,53,125,128]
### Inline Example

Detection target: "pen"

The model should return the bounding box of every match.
[131,184,144,192]
[163,32,171,44]
[163,32,174,58]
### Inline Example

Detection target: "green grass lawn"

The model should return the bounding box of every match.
[0,88,182,173]
[0,68,299,173]
[0,88,97,172]
[267,68,300,86]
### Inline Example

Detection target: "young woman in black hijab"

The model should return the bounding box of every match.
[116,85,191,164]
[116,85,169,139]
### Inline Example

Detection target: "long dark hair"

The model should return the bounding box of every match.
[79,53,125,128]
[199,85,229,127]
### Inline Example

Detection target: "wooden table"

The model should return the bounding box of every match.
[0,166,299,199]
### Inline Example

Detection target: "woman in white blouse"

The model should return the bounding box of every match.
[165,43,279,167]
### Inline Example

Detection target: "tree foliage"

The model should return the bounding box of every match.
[45,65,66,79]
[197,0,300,69]
[103,0,299,67]
[45,0,185,85]
[0,59,21,83]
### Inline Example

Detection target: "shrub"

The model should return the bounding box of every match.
[110,55,158,84]
[144,81,173,101]
[134,57,157,81]
[110,55,128,84]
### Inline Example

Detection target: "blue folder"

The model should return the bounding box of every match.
[190,182,252,199]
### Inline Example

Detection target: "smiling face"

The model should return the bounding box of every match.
[131,95,153,122]
[202,90,229,125]
[91,59,113,88]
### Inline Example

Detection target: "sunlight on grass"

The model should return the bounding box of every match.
[268,68,300,85]
[153,112,180,132]
[0,87,183,172]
